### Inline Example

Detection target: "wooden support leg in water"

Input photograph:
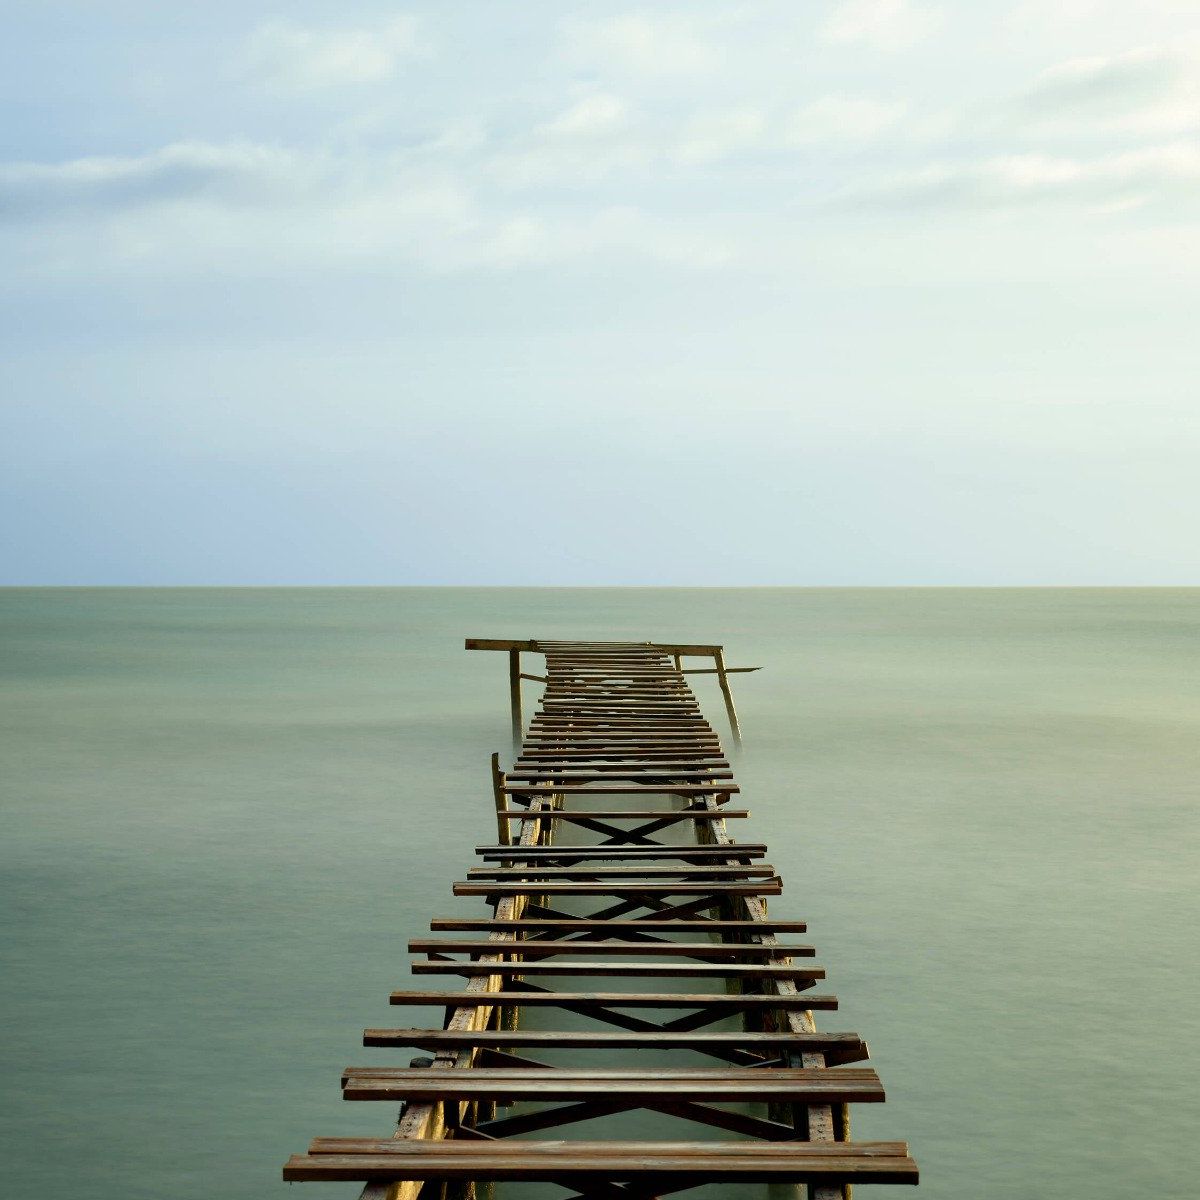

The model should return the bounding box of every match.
[714,648,742,749]
[508,649,522,755]
[490,753,509,847]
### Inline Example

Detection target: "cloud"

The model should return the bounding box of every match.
[0,142,299,219]
[821,0,938,49]
[674,108,768,164]
[240,16,423,92]
[785,95,908,143]
[1025,48,1179,109]
[539,94,629,138]
[0,135,733,277]
[491,88,913,187]
[1015,47,1200,135]
[560,11,723,75]
[832,142,1200,211]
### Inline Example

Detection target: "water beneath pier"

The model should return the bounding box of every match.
[1,587,1196,1199]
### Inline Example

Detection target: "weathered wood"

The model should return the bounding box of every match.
[453,880,782,897]
[411,937,812,957]
[488,753,508,846]
[508,648,522,753]
[283,638,911,1200]
[502,783,739,795]
[466,638,727,655]
[495,808,750,819]
[520,749,725,757]
[287,1140,918,1185]
[474,843,766,859]
[389,989,839,1010]
[362,1029,868,1064]
[506,768,735,780]
[341,1067,884,1103]
[429,917,808,932]
[411,961,825,980]
[465,864,776,879]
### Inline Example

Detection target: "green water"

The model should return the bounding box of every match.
[1,588,1196,1199]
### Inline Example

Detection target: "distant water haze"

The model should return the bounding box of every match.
[1,587,1196,1198]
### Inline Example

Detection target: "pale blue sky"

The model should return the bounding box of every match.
[2,1,1198,583]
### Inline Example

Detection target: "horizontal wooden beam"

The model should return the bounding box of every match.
[389,989,839,1010]
[467,638,726,656]
[362,1028,867,1064]
[285,1140,918,1185]
[340,1067,882,1103]
[410,961,824,980]
[428,917,807,932]
[409,938,814,958]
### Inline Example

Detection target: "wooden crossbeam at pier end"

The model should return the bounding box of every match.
[282,637,918,1200]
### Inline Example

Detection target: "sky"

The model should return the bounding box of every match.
[2,1,1198,584]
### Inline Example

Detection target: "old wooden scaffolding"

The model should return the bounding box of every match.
[283,638,918,1197]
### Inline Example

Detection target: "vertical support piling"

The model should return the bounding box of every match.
[714,648,743,748]
[490,753,509,846]
[507,649,522,755]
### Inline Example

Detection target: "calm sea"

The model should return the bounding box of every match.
[1,588,1196,1199]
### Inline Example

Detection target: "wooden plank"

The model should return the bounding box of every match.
[410,938,815,957]
[361,1029,868,1064]
[502,784,739,795]
[543,685,691,693]
[453,881,782,896]
[522,731,719,738]
[531,712,709,719]
[465,865,776,878]
[543,641,721,650]
[496,809,750,818]
[429,917,808,932]
[531,713,707,721]
[285,1142,917,1184]
[523,724,710,734]
[410,961,825,980]
[340,1067,883,1103]
[506,768,734,779]
[389,990,838,1010]
[535,698,700,703]
[527,730,719,738]
[474,844,766,859]
[516,748,726,757]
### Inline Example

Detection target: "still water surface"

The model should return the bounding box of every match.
[1,588,1196,1198]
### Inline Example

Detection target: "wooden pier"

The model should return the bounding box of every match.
[283,638,918,1198]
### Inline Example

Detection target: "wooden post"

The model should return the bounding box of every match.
[508,649,522,754]
[713,648,742,749]
[490,753,509,846]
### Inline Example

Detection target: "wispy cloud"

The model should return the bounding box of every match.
[239,16,424,92]
[821,0,939,50]
[0,135,732,276]
[5,11,1199,285]
[560,11,726,75]
[539,94,629,138]
[1014,47,1200,135]
[674,108,768,165]
[0,142,299,219]
[785,95,908,143]
[832,142,1200,212]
